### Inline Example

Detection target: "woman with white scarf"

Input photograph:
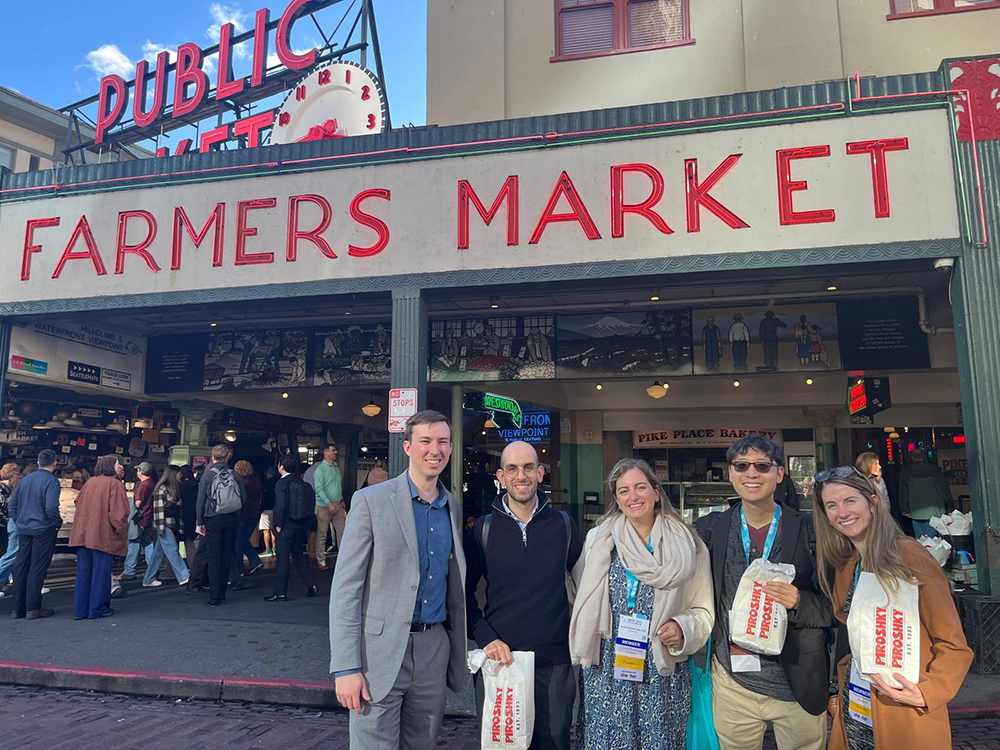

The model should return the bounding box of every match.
[571,458,714,748]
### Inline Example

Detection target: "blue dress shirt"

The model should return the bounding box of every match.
[407,474,451,624]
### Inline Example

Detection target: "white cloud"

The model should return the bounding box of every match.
[142,42,177,65]
[207,3,251,59]
[85,44,135,78]
[202,53,219,78]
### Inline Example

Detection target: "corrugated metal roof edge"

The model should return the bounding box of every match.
[0,59,974,198]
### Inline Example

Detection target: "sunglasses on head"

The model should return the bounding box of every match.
[730,461,777,473]
[814,466,866,483]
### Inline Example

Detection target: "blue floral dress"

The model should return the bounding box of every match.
[580,550,691,749]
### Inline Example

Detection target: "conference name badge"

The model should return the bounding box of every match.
[613,614,650,682]
[848,660,874,728]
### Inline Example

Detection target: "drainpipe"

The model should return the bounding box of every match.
[917,290,954,335]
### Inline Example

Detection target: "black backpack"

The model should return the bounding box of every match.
[476,507,573,569]
[287,479,316,523]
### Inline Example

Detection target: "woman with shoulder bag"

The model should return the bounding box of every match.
[0,462,22,596]
[570,458,714,748]
[69,456,130,619]
[143,466,190,587]
[814,466,972,750]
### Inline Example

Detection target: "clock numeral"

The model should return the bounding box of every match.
[345,68,352,84]
[295,85,307,101]
[361,85,371,101]
[279,112,291,126]
[319,69,331,85]
[367,114,376,130]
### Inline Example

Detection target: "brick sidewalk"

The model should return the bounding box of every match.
[0,684,996,749]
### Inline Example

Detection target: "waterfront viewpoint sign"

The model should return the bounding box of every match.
[0,109,960,307]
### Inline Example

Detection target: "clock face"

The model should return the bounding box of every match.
[271,61,387,145]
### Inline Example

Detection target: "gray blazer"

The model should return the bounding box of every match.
[328,472,468,702]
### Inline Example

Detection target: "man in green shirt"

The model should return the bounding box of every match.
[313,444,344,571]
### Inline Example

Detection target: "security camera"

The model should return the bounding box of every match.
[933,258,955,272]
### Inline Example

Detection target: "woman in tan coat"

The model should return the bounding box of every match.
[69,455,130,620]
[813,466,972,750]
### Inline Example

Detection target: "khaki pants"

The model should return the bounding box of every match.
[313,504,346,564]
[711,657,827,750]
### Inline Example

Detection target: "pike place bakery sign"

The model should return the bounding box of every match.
[634,429,781,449]
[1,109,959,307]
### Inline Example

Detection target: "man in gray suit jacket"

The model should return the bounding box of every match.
[329,410,467,748]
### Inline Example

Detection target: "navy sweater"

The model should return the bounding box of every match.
[9,469,62,535]
[464,495,583,667]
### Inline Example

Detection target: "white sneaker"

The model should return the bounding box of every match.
[142,580,163,588]
[0,591,5,598]
[178,579,189,587]
[40,587,51,594]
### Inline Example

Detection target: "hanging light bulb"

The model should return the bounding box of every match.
[362,395,381,417]
[645,381,668,399]
[224,430,237,443]
[484,417,497,428]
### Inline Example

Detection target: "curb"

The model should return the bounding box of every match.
[0,661,337,707]
[949,701,1000,720]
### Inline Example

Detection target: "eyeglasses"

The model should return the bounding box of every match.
[815,466,865,483]
[729,461,777,474]
[503,464,537,477]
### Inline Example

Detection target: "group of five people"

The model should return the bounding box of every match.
[329,410,972,749]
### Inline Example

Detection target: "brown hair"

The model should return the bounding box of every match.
[93,455,121,477]
[813,469,916,599]
[601,458,696,541]
[854,452,880,477]
[404,410,451,442]
[0,462,20,483]
[211,444,233,462]
[233,460,254,477]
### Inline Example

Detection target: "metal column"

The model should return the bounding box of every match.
[450,384,463,504]
[0,318,11,418]
[388,287,428,477]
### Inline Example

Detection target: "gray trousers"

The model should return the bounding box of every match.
[475,662,576,750]
[349,624,449,749]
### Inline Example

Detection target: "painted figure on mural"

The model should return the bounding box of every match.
[323,331,344,357]
[239,335,258,374]
[375,324,390,354]
[794,315,812,366]
[729,313,750,370]
[438,327,459,368]
[702,316,723,371]
[526,327,552,362]
[758,310,787,371]
[483,325,501,357]
[808,324,824,364]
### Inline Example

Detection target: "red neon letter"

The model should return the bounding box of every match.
[529,171,601,245]
[21,217,60,281]
[235,198,277,265]
[349,189,391,257]
[133,52,169,129]
[114,210,160,274]
[216,22,246,100]
[610,163,672,239]
[287,194,336,261]
[172,42,208,119]
[685,154,750,232]
[250,8,270,88]
[233,111,275,148]
[846,138,909,219]
[276,0,317,71]
[95,75,128,145]
[52,216,108,279]
[172,204,225,270]
[199,124,230,153]
[776,146,836,225]
[457,176,518,250]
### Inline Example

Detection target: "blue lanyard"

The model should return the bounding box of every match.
[625,537,654,613]
[854,558,862,588]
[740,504,781,565]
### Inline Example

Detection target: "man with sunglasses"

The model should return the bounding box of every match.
[696,436,833,750]
[464,440,584,750]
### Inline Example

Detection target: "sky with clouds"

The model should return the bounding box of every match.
[0,1,427,151]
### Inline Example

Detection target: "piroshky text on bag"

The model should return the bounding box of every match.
[468,649,535,750]
[210,466,243,514]
[730,558,796,656]
[847,572,920,689]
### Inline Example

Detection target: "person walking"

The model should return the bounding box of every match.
[196,445,246,606]
[264,456,318,602]
[313,444,344,570]
[465,441,585,750]
[0,462,22,597]
[696,436,833,750]
[118,462,157,581]
[813,467,972,750]
[897,449,952,538]
[69,455,129,619]
[364,458,389,487]
[144,466,190,588]
[571,458,714,749]
[9,450,61,620]
[259,466,278,557]
[178,466,199,568]
[330,411,467,748]
[233,461,263,576]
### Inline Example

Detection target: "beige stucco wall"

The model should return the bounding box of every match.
[839,0,1000,78]
[0,119,56,172]
[427,0,1000,128]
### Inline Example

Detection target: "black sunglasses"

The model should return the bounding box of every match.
[730,461,777,474]
[815,466,865,483]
